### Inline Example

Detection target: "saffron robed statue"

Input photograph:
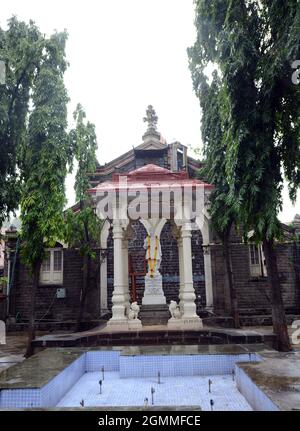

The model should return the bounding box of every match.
[142,228,166,305]
[143,228,162,277]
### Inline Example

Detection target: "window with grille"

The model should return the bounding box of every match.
[249,244,267,277]
[40,248,63,285]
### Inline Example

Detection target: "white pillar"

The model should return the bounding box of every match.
[180,223,203,329]
[178,238,184,312]
[122,239,130,315]
[107,221,128,329]
[100,221,110,316]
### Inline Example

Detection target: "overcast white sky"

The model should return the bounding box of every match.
[1,0,299,222]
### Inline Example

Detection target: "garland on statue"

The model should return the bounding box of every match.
[147,234,159,278]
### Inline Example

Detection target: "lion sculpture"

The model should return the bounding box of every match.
[128,302,140,320]
[169,300,181,319]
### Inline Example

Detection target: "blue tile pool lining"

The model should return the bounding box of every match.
[236,366,279,411]
[0,350,275,409]
[57,371,253,411]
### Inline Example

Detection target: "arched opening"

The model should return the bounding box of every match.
[160,220,179,305]
[191,229,205,315]
[127,220,148,304]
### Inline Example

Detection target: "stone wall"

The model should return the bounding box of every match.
[7,249,100,322]
[211,241,300,315]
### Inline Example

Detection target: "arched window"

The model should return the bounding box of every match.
[40,242,63,285]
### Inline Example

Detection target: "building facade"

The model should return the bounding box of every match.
[2,108,300,327]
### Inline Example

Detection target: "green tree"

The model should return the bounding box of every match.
[20,30,71,357]
[189,0,300,350]
[0,18,44,224]
[64,104,101,331]
[188,64,240,327]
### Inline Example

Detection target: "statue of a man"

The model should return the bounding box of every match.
[143,228,162,277]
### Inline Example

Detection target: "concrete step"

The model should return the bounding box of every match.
[140,304,170,325]
[203,314,300,328]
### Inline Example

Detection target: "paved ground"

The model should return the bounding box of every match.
[1,324,299,374]
[0,334,27,373]
[1,336,300,410]
[57,371,253,411]
[238,350,300,411]
[0,331,64,374]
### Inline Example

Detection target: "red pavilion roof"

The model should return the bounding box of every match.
[88,164,213,194]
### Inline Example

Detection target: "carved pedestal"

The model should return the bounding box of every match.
[142,273,166,305]
[128,318,142,330]
[139,304,169,326]
[167,316,203,330]
[167,317,183,330]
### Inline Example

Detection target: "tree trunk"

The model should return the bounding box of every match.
[76,253,91,332]
[25,260,41,358]
[263,237,291,352]
[223,235,240,329]
[75,201,92,332]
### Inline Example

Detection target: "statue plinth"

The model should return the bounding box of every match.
[128,318,142,330]
[142,273,166,305]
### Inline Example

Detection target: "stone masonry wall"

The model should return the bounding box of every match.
[211,241,300,315]
[7,249,100,322]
